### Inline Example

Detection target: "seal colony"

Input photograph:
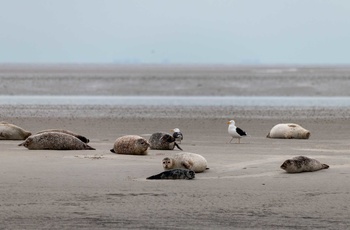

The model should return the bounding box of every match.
[18,132,95,150]
[267,123,310,139]
[147,169,195,180]
[280,156,329,173]
[110,135,150,155]
[0,122,31,140]
[149,132,183,150]
[162,152,208,173]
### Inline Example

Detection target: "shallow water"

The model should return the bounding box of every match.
[1,95,350,107]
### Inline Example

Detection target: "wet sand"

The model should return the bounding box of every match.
[1,65,350,229]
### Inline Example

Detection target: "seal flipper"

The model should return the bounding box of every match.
[182,161,192,170]
[18,142,25,146]
[110,148,115,153]
[322,164,330,169]
[147,172,162,180]
[174,142,183,151]
[85,145,95,150]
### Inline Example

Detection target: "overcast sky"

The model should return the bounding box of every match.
[0,0,349,64]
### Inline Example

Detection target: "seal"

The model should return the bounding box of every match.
[227,120,248,144]
[267,123,310,139]
[0,121,32,140]
[37,129,89,143]
[149,132,183,151]
[110,135,150,155]
[18,132,95,150]
[171,128,183,144]
[162,152,208,173]
[280,156,329,173]
[147,169,195,180]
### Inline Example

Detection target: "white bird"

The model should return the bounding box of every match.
[171,128,183,144]
[227,120,248,144]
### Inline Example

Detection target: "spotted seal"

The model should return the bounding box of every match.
[267,123,310,139]
[162,152,208,173]
[18,132,95,150]
[147,169,195,180]
[37,129,89,143]
[110,135,149,155]
[280,156,329,173]
[0,121,32,140]
[149,132,183,150]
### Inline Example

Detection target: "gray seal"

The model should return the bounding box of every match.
[18,132,95,150]
[110,135,150,155]
[149,132,183,151]
[147,169,195,180]
[0,121,32,140]
[37,129,89,143]
[280,156,329,173]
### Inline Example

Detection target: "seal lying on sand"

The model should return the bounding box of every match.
[149,132,183,150]
[162,152,208,173]
[147,169,195,180]
[267,123,310,139]
[0,121,31,140]
[280,156,329,173]
[110,135,149,155]
[18,132,95,150]
[37,129,89,143]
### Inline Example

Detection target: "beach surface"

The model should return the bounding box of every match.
[1,65,350,229]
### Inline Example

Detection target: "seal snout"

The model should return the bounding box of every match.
[305,132,311,139]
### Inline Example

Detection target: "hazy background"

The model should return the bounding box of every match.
[1,0,349,64]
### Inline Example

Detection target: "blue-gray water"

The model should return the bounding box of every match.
[1,96,350,107]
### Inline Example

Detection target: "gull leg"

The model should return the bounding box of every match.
[227,137,234,144]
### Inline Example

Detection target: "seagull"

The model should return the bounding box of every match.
[171,128,183,144]
[227,120,248,144]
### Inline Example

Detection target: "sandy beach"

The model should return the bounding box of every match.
[1,65,350,229]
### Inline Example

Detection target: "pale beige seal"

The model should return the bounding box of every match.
[37,129,89,143]
[280,156,329,173]
[267,123,310,139]
[110,135,149,155]
[0,121,31,140]
[18,132,95,150]
[162,152,208,173]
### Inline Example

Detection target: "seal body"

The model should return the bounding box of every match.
[37,129,89,143]
[280,156,329,173]
[147,169,195,180]
[162,152,208,173]
[149,132,183,150]
[111,135,149,155]
[267,123,310,139]
[18,132,95,150]
[0,122,32,140]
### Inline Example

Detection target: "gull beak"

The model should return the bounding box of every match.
[227,121,231,124]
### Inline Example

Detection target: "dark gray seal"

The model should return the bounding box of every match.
[37,129,89,143]
[147,169,195,180]
[149,132,183,151]
[280,156,329,173]
[18,132,95,150]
